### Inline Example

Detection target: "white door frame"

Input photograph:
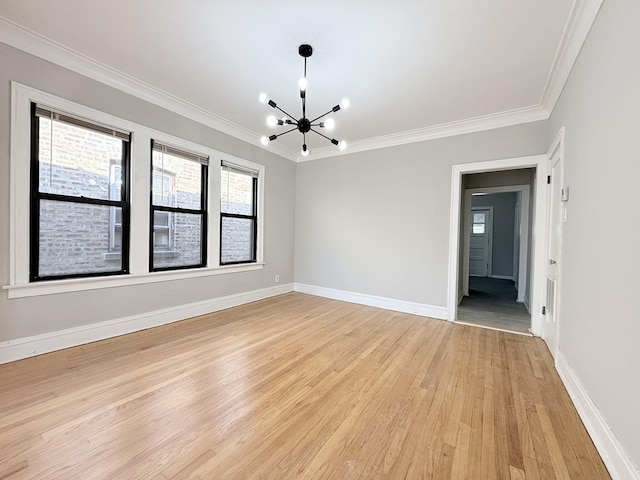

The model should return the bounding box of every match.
[469,206,494,278]
[447,155,548,336]
[543,127,566,358]
[463,185,530,302]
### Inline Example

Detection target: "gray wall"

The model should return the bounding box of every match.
[0,43,296,341]
[295,121,549,308]
[548,0,640,467]
[471,192,517,278]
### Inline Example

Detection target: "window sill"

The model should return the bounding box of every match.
[2,263,265,299]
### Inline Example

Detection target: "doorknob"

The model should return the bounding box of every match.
[549,259,557,265]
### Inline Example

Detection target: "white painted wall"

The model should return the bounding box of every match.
[548,0,640,473]
[295,122,549,310]
[0,43,296,342]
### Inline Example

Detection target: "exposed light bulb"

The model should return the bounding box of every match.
[259,93,269,104]
[298,77,308,91]
[260,136,269,146]
[340,98,351,109]
[323,118,336,131]
[301,145,310,157]
[266,115,278,127]
[338,140,348,151]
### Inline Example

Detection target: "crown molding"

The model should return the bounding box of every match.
[1,1,603,164]
[0,16,297,162]
[299,105,549,162]
[540,0,605,114]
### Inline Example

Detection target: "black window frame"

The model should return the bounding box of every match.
[220,162,258,266]
[149,140,209,272]
[29,102,131,282]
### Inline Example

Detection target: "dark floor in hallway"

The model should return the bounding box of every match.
[457,277,531,334]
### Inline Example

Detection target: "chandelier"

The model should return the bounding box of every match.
[259,44,349,157]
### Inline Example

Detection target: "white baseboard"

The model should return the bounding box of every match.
[556,353,640,480]
[294,283,448,320]
[0,283,294,365]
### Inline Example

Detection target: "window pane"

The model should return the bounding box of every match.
[152,213,202,269]
[38,117,123,200]
[472,224,485,234]
[221,217,255,264]
[221,169,254,215]
[38,200,122,277]
[473,212,486,224]
[152,151,201,209]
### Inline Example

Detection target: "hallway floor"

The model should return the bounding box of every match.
[457,277,531,334]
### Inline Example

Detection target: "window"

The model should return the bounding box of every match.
[472,212,486,234]
[10,84,265,298]
[30,103,131,281]
[150,141,208,271]
[220,161,258,265]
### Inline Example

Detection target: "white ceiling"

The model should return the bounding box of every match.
[0,0,589,160]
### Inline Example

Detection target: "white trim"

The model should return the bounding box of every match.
[3,263,266,299]
[447,155,548,339]
[7,83,266,296]
[463,185,531,302]
[540,0,605,113]
[0,0,603,164]
[299,106,549,162]
[0,283,293,365]
[0,16,297,162]
[294,283,448,320]
[556,353,640,480]
[543,127,566,359]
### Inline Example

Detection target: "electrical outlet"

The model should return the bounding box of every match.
[275,275,280,283]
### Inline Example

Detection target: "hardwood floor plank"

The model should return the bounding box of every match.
[0,293,610,479]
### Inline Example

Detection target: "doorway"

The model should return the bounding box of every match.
[447,155,549,337]
[461,190,530,333]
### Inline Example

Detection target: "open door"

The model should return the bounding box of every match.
[544,140,564,358]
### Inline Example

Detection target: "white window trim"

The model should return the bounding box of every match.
[4,82,265,299]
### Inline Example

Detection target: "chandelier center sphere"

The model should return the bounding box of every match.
[297,117,311,133]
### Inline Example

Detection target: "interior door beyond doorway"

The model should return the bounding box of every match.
[469,207,492,277]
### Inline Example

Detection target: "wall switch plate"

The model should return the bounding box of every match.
[275,275,280,283]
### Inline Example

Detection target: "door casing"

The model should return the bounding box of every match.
[544,129,565,358]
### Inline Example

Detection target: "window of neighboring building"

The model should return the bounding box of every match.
[220,161,258,265]
[30,103,131,281]
[150,141,208,271]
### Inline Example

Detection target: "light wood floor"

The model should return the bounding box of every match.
[458,277,531,334]
[0,293,608,479]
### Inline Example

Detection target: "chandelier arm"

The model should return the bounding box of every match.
[309,108,337,124]
[272,127,298,140]
[273,104,298,122]
[301,57,307,120]
[309,128,335,142]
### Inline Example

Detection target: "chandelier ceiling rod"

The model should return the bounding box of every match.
[259,44,349,157]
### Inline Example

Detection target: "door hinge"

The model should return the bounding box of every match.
[542,306,546,315]
[547,175,551,184]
